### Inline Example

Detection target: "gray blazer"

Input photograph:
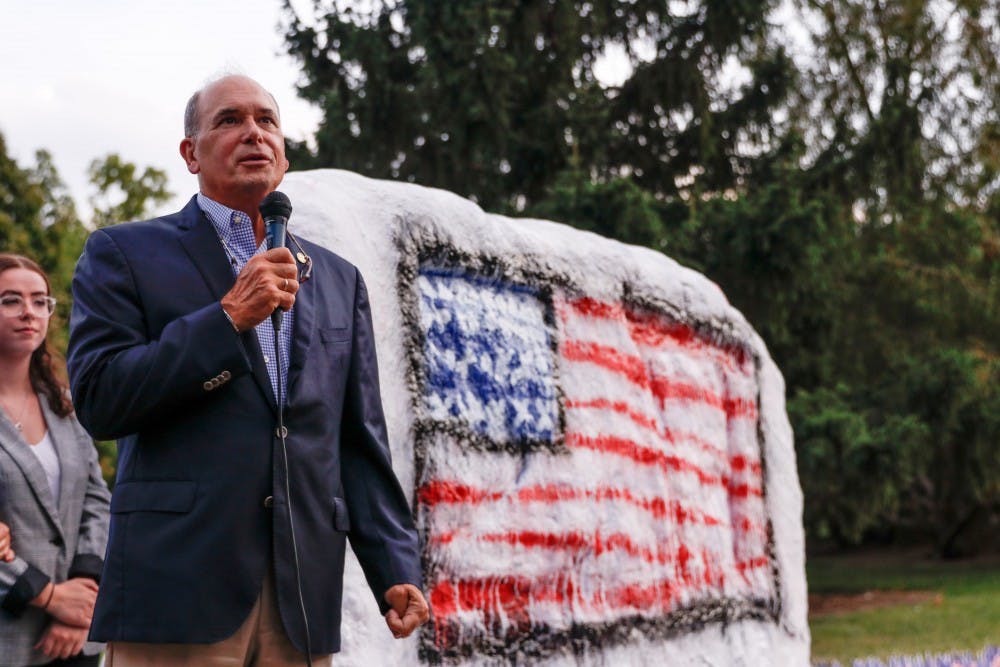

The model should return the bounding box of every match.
[0,394,111,666]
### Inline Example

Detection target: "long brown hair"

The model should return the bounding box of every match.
[0,253,73,417]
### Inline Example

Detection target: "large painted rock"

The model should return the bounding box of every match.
[280,169,809,666]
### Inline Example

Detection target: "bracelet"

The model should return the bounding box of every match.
[42,584,54,610]
[221,306,240,334]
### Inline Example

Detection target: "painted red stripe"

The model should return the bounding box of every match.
[480,530,667,564]
[431,574,640,621]
[562,340,651,387]
[628,318,749,373]
[564,397,763,473]
[736,556,770,573]
[566,296,625,322]
[566,432,764,498]
[733,514,766,536]
[432,529,772,571]
[560,340,758,420]
[432,516,769,553]
[730,453,763,476]
[649,376,758,419]
[434,530,660,564]
[429,574,576,620]
[566,397,662,434]
[417,480,493,506]
[561,296,751,373]
[429,557,770,623]
[418,480,729,528]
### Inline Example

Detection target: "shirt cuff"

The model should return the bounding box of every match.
[1,563,50,616]
[69,553,104,583]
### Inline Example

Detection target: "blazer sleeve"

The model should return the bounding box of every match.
[0,552,50,617]
[67,420,111,582]
[67,228,252,440]
[0,455,50,614]
[340,269,423,614]
[0,418,112,615]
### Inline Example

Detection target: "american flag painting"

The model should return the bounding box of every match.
[404,253,779,663]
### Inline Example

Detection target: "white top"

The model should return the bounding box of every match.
[29,430,61,505]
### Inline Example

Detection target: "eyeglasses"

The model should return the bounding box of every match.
[0,295,57,318]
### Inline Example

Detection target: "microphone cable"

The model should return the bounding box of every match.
[273,316,314,667]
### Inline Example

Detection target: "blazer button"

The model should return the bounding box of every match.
[50,536,63,547]
[275,426,288,439]
[263,495,274,509]
[221,370,232,380]
[203,380,214,391]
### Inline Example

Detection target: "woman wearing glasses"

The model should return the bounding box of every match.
[0,253,110,666]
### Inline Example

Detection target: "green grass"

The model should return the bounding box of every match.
[807,550,1000,665]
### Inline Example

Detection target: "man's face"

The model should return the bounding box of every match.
[180,76,289,209]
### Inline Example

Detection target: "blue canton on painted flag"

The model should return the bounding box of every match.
[417,269,559,444]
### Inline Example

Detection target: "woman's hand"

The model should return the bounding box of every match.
[35,620,89,660]
[33,578,98,627]
[0,522,14,561]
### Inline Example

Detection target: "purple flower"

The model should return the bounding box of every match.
[813,646,1000,667]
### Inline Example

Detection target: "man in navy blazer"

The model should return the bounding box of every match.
[66,74,428,665]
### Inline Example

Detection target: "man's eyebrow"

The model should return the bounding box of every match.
[210,107,240,123]
[211,106,279,123]
[257,105,280,122]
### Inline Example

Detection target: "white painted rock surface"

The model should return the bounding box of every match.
[280,169,809,666]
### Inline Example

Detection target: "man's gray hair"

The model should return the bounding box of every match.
[183,73,281,138]
[183,91,202,138]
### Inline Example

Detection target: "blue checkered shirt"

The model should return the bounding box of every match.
[198,193,292,404]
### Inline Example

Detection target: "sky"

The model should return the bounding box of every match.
[0,0,322,217]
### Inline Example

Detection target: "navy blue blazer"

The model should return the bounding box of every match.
[66,196,422,654]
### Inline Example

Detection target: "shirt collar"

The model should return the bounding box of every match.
[196,193,253,245]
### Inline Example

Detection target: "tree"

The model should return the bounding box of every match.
[783,0,1000,552]
[1,134,176,486]
[88,153,172,228]
[791,0,1000,221]
[281,0,793,213]
[0,133,87,326]
[884,348,1000,556]
[790,383,926,546]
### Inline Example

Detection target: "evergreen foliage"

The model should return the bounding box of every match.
[281,0,790,212]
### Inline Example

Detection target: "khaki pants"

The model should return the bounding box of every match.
[105,568,333,667]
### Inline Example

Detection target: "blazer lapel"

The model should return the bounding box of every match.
[177,198,278,415]
[0,401,65,540]
[42,396,81,527]
[286,266,316,402]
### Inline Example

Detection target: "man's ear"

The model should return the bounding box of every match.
[180,137,200,175]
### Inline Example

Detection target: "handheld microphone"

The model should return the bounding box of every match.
[259,191,293,330]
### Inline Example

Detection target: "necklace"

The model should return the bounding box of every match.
[1,391,31,431]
